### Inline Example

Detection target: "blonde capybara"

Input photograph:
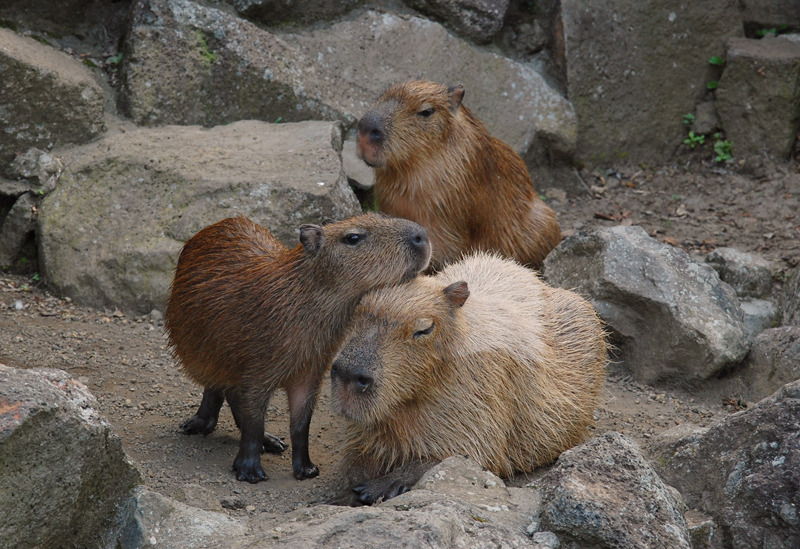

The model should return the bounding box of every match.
[330,252,607,504]
[164,214,431,483]
[357,80,562,270]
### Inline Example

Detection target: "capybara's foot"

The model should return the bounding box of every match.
[233,455,268,483]
[180,414,217,436]
[353,479,409,506]
[292,460,319,480]
[263,432,288,454]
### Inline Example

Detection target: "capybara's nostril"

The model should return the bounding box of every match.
[358,113,385,144]
[408,227,430,252]
[355,374,373,393]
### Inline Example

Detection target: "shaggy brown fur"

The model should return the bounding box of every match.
[357,80,562,270]
[165,214,431,483]
[330,252,606,504]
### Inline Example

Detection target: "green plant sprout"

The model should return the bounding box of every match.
[708,56,725,66]
[707,80,719,90]
[683,113,696,125]
[713,134,733,162]
[684,131,705,149]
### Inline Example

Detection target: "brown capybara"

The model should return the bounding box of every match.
[357,80,562,270]
[330,252,607,504]
[164,214,431,483]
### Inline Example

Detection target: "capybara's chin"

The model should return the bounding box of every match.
[356,135,385,168]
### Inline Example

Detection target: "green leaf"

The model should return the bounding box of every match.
[708,56,725,66]
[707,80,719,90]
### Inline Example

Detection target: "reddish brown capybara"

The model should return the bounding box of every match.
[330,252,607,504]
[164,214,431,483]
[357,80,562,270]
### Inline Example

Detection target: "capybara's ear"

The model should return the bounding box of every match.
[443,280,469,308]
[447,84,465,113]
[299,224,323,254]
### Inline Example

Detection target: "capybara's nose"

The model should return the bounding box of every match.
[407,226,430,253]
[331,361,374,393]
[358,112,385,144]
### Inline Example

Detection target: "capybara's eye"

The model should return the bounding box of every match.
[416,108,435,118]
[413,322,435,339]
[343,233,362,245]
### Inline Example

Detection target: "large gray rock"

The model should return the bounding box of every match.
[651,379,800,549]
[118,488,249,549]
[225,0,363,26]
[782,265,800,326]
[560,0,742,166]
[0,0,130,55]
[740,298,779,339]
[716,36,800,161]
[404,0,511,44]
[0,28,106,175]
[243,456,540,548]
[0,192,36,267]
[739,0,800,28]
[38,120,360,315]
[543,226,749,385]
[119,0,328,128]
[0,364,141,549]
[706,246,773,298]
[735,327,800,402]
[119,0,576,168]
[538,432,691,549]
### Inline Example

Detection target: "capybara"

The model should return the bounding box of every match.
[357,79,562,270]
[164,214,431,483]
[330,252,606,504]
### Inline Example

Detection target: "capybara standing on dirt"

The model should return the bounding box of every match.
[357,80,562,270]
[330,252,606,504]
[165,214,431,483]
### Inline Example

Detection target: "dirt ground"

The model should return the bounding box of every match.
[1,156,799,517]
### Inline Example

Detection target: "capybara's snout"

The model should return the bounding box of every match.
[405,223,431,264]
[358,111,386,145]
[357,111,388,167]
[331,360,374,394]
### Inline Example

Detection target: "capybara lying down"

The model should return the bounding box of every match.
[330,252,606,504]
[165,214,431,483]
[357,79,562,270]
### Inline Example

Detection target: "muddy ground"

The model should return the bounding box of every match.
[1,155,799,518]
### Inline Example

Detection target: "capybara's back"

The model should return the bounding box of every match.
[357,80,562,270]
[165,216,287,389]
[165,214,431,483]
[331,252,606,496]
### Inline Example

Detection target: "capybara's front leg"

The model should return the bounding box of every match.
[180,386,224,435]
[287,375,322,480]
[232,404,269,483]
[352,460,439,505]
[225,388,288,454]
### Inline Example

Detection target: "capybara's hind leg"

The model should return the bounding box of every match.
[181,387,224,435]
[287,376,322,480]
[232,392,270,483]
[226,388,288,454]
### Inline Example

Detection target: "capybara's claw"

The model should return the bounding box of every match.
[233,460,268,483]
[180,414,217,436]
[262,433,288,454]
[293,463,319,480]
[355,479,409,505]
